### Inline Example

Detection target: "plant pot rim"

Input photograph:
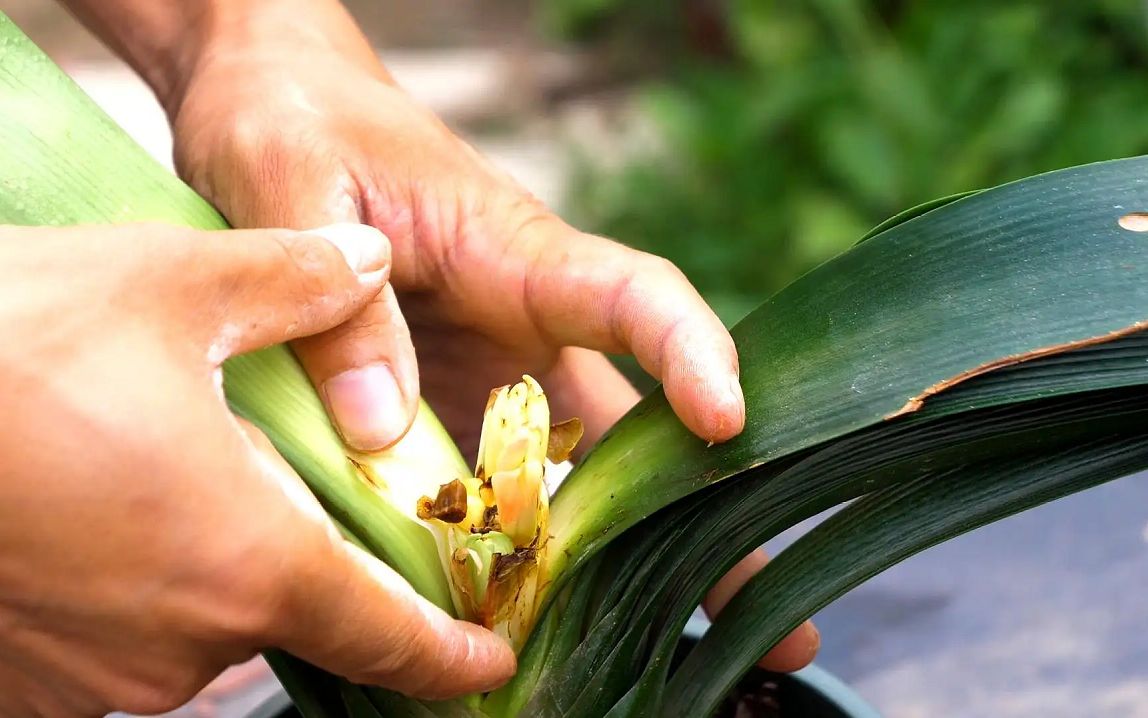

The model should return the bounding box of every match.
[681,615,881,718]
[248,621,882,718]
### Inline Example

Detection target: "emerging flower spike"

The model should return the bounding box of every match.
[477,376,551,548]
[415,375,581,648]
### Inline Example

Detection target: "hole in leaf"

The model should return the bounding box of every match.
[1118,212,1148,232]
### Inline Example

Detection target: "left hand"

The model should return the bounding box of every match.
[172,44,745,456]
[167,4,818,672]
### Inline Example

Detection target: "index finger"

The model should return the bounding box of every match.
[521,220,745,444]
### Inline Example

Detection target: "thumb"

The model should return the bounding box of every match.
[206,178,422,452]
[290,285,421,452]
[167,222,392,360]
[279,541,517,699]
[240,426,516,699]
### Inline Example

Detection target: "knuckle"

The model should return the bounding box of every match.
[421,632,473,696]
[339,315,390,345]
[329,301,400,344]
[250,237,333,305]
[657,314,692,353]
[175,110,297,222]
[641,252,689,283]
[243,231,356,321]
[247,521,344,646]
[299,317,387,359]
[614,253,687,310]
[221,570,289,646]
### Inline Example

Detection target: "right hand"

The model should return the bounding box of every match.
[0,223,514,717]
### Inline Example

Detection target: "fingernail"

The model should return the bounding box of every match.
[322,363,408,450]
[717,370,745,418]
[806,620,822,650]
[727,373,746,420]
[704,372,745,444]
[728,372,744,403]
[305,223,390,274]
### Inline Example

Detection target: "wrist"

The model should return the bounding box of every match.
[169,0,389,116]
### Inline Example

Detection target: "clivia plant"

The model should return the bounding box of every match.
[3,13,1148,718]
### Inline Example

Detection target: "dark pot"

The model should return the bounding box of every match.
[670,620,880,718]
[246,630,880,718]
[702,663,879,718]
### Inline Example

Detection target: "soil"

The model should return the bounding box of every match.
[670,640,819,718]
[715,674,785,718]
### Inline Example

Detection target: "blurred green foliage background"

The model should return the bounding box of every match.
[545,0,1148,328]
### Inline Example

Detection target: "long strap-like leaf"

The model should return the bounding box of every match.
[551,156,1148,591]
[524,358,1148,714]
[667,431,1148,714]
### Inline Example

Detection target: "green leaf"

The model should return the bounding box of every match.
[855,189,981,243]
[532,158,1148,714]
[533,348,1148,715]
[264,651,346,718]
[667,431,1148,714]
[362,687,479,718]
[548,156,1148,593]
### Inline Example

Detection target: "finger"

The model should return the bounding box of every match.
[702,549,820,673]
[240,424,516,698]
[292,285,421,451]
[313,543,513,698]
[215,178,422,452]
[542,347,641,453]
[276,541,516,699]
[160,223,392,359]
[520,220,744,444]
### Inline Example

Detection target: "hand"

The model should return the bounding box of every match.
[171,20,744,456]
[0,223,514,716]
[171,46,818,672]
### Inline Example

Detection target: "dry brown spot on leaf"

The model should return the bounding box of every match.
[888,319,1148,418]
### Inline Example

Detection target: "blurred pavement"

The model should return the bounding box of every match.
[62,56,572,209]
[768,473,1148,718]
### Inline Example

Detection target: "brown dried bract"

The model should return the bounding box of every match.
[492,547,538,582]
[547,417,584,463]
[483,385,505,415]
[416,479,469,524]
